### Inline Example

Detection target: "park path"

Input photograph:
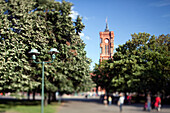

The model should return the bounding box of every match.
[57,97,170,113]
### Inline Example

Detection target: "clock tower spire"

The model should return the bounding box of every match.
[99,19,114,62]
[105,17,109,32]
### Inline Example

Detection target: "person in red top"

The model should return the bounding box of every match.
[154,95,161,111]
[127,94,132,104]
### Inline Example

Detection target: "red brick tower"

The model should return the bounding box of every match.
[99,20,114,62]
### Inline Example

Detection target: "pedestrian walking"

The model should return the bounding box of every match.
[144,101,148,111]
[154,94,161,111]
[147,93,151,112]
[118,93,125,112]
[108,96,112,105]
[127,94,132,104]
[103,95,108,106]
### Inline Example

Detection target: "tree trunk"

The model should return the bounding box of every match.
[44,94,48,106]
[48,92,51,104]
[27,91,30,100]
[96,85,98,96]
[124,91,127,104]
[52,92,56,101]
[33,91,35,100]
[105,88,109,95]
[136,92,140,103]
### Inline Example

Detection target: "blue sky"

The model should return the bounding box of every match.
[60,0,170,70]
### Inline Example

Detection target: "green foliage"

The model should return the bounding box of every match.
[74,15,85,35]
[93,33,170,94]
[0,0,39,92]
[0,0,93,95]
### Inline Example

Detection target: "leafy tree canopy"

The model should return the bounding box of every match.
[93,33,170,95]
[0,0,94,94]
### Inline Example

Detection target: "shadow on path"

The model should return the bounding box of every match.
[60,97,101,103]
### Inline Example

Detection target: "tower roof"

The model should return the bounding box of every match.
[105,18,109,32]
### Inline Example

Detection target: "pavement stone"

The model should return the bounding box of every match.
[58,97,170,113]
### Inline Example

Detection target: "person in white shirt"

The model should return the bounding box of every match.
[118,93,125,112]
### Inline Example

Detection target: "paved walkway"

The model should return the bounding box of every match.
[58,97,170,113]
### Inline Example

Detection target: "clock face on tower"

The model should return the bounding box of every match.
[105,39,109,43]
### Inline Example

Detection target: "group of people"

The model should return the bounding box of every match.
[144,94,161,112]
[103,95,112,106]
[103,93,125,112]
[103,93,161,112]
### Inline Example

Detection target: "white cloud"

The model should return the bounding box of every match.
[69,7,79,19]
[114,44,119,53]
[114,44,119,49]
[71,6,74,10]
[85,36,90,40]
[79,32,91,40]
[79,32,85,37]
[70,7,93,21]
[70,10,79,19]
[84,16,89,20]
[69,7,91,40]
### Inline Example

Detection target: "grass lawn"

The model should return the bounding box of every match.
[0,99,59,113]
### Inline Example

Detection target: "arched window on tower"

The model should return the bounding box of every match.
[105,45,109,55]
[107,45,109,55]
[105,39,109,55]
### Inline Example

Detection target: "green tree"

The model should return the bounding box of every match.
[0,0,39,92]
[0,0,94,103]
[74,15,85,35]
[92,60,114,94]
[93,33,170,95]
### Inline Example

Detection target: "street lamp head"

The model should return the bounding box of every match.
[48,48,59,60]
[48,48,59,54]
[29,48,40,60]
[29,48,40,54]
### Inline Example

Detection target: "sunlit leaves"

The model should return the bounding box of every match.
[0,0,93,94]
[93,33,170,94]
